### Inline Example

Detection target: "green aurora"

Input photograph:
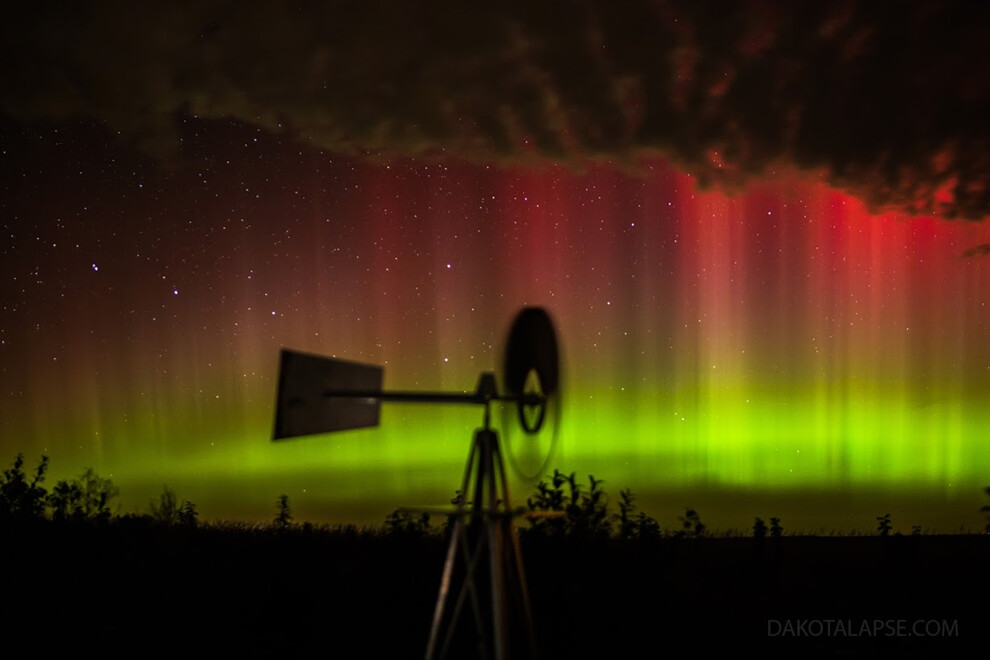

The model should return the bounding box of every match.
[4,145,988,533]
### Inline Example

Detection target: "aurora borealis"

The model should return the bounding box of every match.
[3,1,990,532]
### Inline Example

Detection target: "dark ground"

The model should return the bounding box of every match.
[2,520,986,659]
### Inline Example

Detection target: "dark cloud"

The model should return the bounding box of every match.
[962,244,990,259]
[3,0,989,219]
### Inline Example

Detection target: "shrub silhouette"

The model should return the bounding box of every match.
[876,513,892,537]
[0,454,49,521]
[567,473,611,539]
[525,470,570,537]
[523,470,666,540]
[384,509,432,536]
[525,469,614,539]
[613,488,660,540]
[444,489,467,538]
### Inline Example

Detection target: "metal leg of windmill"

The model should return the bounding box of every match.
[483,430,507,660]
[491,430,539,659]
[425,427,539,660]
[427,434,487,660]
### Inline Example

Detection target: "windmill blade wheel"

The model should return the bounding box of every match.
[502,307,562,481]
[517,368,547,433]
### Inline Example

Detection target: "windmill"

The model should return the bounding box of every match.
[272,306,563,659]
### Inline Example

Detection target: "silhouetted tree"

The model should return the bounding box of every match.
[753,517,768,539]
[149,485,196,526]
[48,478,83,521]
[635,510,662,540]
[876,513,892,537]
[0,454,49,521]
[178,500,198,527]
[614,488,638,540]
[677,508,706,538]
[71,467,118,522]
[769,517,784,538]
[150,485,179,523]
[274,494,293,529]
[981,486,990,534]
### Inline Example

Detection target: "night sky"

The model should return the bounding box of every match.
[3,1,990,532]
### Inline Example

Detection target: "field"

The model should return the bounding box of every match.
[3,519,984,659]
